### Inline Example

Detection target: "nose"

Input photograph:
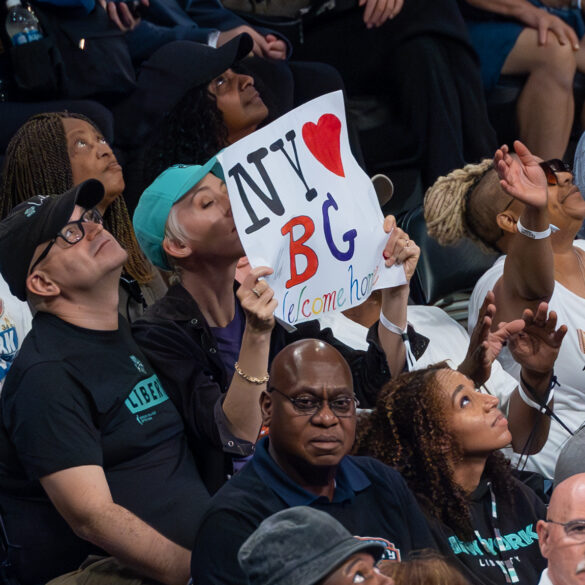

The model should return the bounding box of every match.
[96,140,114,159]
[84,219,104,241]
[218,187,232,215]
[482,392,499,411]
[238,73,255,90]
[310,399,339,427]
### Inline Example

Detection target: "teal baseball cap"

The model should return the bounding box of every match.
[133,157,224,270]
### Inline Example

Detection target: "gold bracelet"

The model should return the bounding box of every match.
[234,361,269,385]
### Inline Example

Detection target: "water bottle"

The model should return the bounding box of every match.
[5,0,43,46]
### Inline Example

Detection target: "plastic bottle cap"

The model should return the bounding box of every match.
[5,0,21,8]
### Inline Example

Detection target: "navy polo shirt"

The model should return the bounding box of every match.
[252,436,371,506]
[191,438,436,585]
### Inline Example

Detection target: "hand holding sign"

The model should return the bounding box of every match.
[237,266,278,334]
[217,91,407,326]
[382,216,421,281]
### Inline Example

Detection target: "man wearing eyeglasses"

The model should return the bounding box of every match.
[191,338,435,585]
[0,181,210,585]
[537,473,585,585]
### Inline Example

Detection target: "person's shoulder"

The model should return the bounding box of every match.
[134,284,197,325]
[347,455,408,486]
[198,461,278,528]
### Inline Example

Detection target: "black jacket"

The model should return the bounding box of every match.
[132,283,394,493]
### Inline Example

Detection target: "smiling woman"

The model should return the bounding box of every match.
[355,363,547,585]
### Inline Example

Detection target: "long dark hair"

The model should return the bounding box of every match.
[355,363,514,540]
[1,111,153,283]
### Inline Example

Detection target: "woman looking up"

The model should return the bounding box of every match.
[424,142,585,478]
[0,112,166,321]
[356,315,563,585]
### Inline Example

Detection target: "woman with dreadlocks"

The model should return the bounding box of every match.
[0,111,166,322]
[424,141,585,481]
[355,351,561,585]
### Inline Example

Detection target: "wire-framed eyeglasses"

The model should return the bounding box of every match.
[268,387,359,418]
[546,519,585,542]
[29,207,103,274]
[539,159,573,186]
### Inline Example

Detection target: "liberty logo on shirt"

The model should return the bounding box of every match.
[124,374,169,424]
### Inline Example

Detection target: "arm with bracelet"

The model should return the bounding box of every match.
[506,302,567,454]
[377,216,420,375]
[221,266,276,443]
[491,141,555,326]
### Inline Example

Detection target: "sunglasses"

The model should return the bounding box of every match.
[539,159,573,186]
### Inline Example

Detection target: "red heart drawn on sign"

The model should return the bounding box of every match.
[302,114,345,178]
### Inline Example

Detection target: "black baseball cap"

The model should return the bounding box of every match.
[0,179,104,301]
[113,33,254,148]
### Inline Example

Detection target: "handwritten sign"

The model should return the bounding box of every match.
[217,91,406,326]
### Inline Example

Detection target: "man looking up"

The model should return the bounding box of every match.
[537,473,585,585]
[0,180,209,585]
[190,338,435,585]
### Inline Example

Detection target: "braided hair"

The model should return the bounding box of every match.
[355,364,513,540]
[424,159,512,254]
[0,112,153,283]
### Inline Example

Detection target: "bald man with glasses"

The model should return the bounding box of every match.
[191,338,435,585]
[537,473,585,585]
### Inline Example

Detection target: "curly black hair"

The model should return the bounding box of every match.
[355,363,514,540]
[142,63,274,192]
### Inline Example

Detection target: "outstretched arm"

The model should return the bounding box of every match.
[41,465,190,585]
[458,291,525,387]
[507,302,566,453]
[493,141,555,324]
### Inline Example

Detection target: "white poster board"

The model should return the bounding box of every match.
[217,90,406,326]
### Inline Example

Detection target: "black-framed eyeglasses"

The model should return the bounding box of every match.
[546,519,585,542]
[268,387,359,418]
[28,207,103,274]
[539,159,573,186]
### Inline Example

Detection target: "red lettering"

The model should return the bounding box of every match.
[281,216,319,288]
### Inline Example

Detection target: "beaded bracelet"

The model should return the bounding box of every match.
[234,361,269,385]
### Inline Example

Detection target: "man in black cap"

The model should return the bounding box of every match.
[0,180,209,585]
[238,507,394,585]
[191,338,435,585]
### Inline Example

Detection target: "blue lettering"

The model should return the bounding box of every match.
[322,192,357,261]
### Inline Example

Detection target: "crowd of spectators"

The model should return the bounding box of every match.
[0,1,585,585]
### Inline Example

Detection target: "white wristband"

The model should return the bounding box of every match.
[379,311,416,369]
[517,382,555,413]
[516,218,552,240]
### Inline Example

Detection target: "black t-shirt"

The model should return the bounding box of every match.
[191,437,435,585]
[0,312,209,585]
[426,477,546,585]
